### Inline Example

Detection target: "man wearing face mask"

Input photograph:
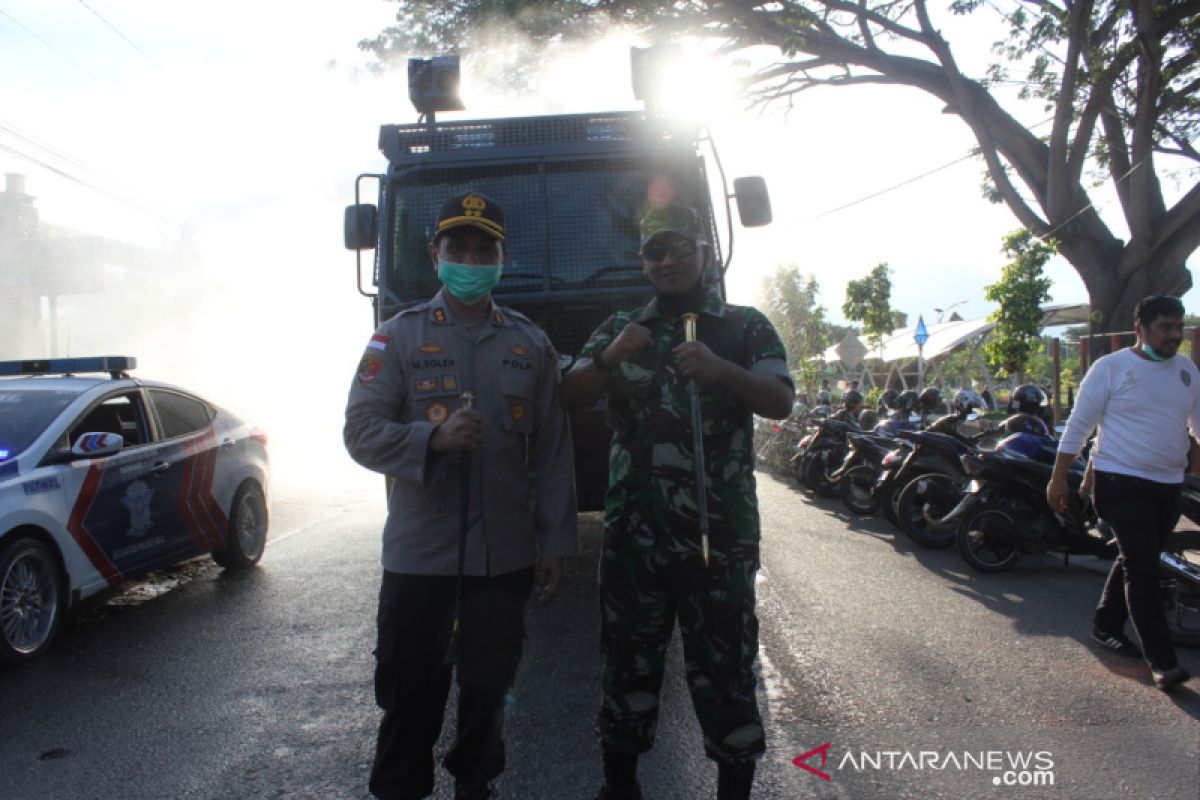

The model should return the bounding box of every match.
[561,204,793,800]
[344,191,578,800]
[1048,294,1200,691]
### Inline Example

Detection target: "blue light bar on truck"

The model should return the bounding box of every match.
[0,356,137,378]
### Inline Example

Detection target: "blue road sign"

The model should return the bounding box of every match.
[914,316,929,346]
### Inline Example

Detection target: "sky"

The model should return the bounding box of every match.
[0,0,1196,452]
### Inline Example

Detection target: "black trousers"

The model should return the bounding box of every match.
[1092,471,1181,670]
[369,568,534,800]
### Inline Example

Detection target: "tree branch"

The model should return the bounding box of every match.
[1127,0,1167,247]
[1047,0,1092,220]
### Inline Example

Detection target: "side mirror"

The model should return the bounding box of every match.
[344,204,378,251]
[733,176,771,227]
[71,432,123,457]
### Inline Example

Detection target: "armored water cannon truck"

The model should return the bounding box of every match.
[344,48,772,510]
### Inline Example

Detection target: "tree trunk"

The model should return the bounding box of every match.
[1070,244,1190,357]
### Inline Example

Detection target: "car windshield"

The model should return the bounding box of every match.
[0,389,78,461]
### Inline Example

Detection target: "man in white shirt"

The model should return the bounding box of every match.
[1048,295,1200,691]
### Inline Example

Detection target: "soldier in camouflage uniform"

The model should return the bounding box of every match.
[561,204,794,800]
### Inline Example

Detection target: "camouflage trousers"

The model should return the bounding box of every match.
[596,524,764,763]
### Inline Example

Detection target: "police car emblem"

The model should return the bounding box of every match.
[121,480,154,538]
[426,402,449,424]
[1182,370,1192,386]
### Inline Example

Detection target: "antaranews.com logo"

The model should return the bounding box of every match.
[793,742,1056,787]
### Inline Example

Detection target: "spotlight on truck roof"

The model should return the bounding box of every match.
[408,56,465,120]
[630,44,682,110]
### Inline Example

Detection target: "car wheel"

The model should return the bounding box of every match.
[212,483,268,570]
[956,504,1020,572]
[0,536,63,665]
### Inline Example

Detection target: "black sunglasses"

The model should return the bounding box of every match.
[641,239,699,262]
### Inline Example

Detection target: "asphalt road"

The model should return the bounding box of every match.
[1,469,1198,800]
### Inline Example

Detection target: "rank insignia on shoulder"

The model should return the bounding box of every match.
[419,344,443,354]
[415,378,438,394]
[426,401,449,424]
[510,344,529,356]
[493,310,504,325]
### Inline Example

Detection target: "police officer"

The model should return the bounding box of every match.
[344,191,578,800]
[561,203,793,800]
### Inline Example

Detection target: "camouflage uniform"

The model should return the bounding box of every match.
[579,287,792,763]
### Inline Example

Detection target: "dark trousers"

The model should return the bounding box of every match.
[369,568,534,800]
[1092,471,1181,670]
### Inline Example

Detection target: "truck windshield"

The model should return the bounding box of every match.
[384,159,709,303]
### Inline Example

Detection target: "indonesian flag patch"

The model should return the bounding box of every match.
[367,334,389,352]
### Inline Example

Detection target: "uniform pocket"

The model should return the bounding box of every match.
[500,372,535,435]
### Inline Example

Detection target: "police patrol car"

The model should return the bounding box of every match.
[0,357,269,664]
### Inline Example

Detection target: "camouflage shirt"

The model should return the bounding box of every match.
[579,288,792,549]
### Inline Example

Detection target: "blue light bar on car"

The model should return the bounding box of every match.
[0,356,137,377]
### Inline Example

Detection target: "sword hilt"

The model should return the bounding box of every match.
[683,313,698,344]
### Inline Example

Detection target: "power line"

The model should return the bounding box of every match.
[0,117,109,185]
[0,5,108,86]
[801,152,978,222]
[0,141,181,227]
[74,0,159,67]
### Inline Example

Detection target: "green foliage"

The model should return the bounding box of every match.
[842,263,895,356]
[983,230,1056,378]
[760,264,830,394]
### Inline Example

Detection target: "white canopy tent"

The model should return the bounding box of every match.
[815,303,1090,391]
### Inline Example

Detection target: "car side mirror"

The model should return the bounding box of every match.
[70,432,123,457]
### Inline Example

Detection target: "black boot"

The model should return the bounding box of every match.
[717,761,756,800]
[595,750,642,800]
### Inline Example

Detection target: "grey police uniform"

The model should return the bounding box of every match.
[344,288,578,575]
[346,287,578,800]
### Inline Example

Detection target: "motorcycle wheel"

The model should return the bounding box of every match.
[1162,530,1200,648]
[840,465,881,516]
[957,503,1020,572]
[896,473,960,549]
[804,451,840,498]
[788,452,806,486]
[881,479,902,528]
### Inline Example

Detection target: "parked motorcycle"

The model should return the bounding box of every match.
[950,443,1112,572]
[891,428,991,548]
[1161,528,1200,648]
[833,432,908,513]
[794,416,861,496]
